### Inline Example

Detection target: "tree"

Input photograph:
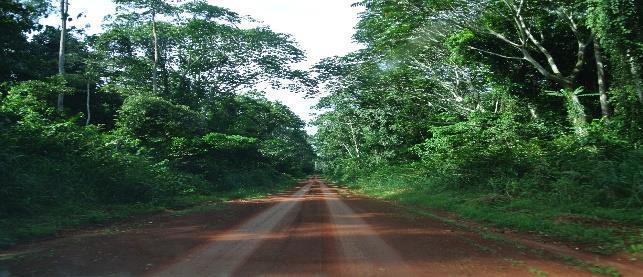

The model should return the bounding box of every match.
[314,0,643,215]
[100,1,313,108]
[450,0,596,134]
[57,0,69,111]
[0,0,50,83]
[0,0,316,243]
[82,42,103,126]
[313,51,443,171]
[593,37,609,117]
[112,0,177,94]
[174,1,313,102]
[352,0,487,115]
[207,93,315,174]
[587,0,643,105]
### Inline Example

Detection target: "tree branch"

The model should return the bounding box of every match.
[468,46,523,60]
[487,28,522,48]
[568,34,592,80]
[519,48,568,85]
[514,6,562,75]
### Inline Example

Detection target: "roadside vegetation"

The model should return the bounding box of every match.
[313,0,642,255]
[0,0,314,248]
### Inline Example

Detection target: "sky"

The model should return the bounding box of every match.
[42,0,364,134]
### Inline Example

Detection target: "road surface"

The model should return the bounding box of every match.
[2,177,640,276]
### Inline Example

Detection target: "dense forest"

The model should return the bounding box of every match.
[312,0,642,254]
[0,0,314,247]
[1,0,642,256]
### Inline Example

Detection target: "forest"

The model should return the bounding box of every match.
[312,0,642,254]
[1,0,641,257]
[0,0,315,247]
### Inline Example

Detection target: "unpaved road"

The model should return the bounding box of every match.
[2,177,641,276]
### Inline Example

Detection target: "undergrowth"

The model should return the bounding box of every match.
[0,175,296,249]
[334,166,643,255]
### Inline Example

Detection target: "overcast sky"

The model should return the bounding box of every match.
[41,0,363,134]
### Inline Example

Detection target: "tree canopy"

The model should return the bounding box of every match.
[0,0,315,247]
[314,0,642,206]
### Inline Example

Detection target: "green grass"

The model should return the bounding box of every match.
[528,267,549,277]
[558,255,622,277]
[335,168,643,256]
[0,177,298,250]
[398,200,623,276]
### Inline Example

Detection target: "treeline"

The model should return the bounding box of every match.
[313,0,642,251]
[0,0,314,246]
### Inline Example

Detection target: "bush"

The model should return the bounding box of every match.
[116,94,206,152]
[0,80,312,247]
[412,108,549,195]
[406,104,642,208]
[0,81,208,216]
[203,132,258,152]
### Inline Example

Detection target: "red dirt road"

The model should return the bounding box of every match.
[2,177,641,276]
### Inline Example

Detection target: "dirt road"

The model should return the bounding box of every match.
[2,177,640,276]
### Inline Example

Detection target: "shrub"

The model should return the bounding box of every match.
[0,82,208,216]
[116,95,206,152]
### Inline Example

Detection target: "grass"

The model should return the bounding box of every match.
[558,255,622,277]
[528,267,550,277]
[0,177,298,250]
[336,168,643,256]
[404,204,623,276]
[332,170,631,276]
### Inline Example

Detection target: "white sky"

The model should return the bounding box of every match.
[42,0,363,134]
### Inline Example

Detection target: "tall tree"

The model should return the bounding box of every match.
[112,0,177,94]
[57,0,69,111]
[587,0,643,105]
[593,39,609,117]
[456,0,594,134]
[99,1,312,108]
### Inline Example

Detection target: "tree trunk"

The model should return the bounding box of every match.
[162,52,170,97]
[85,81,91,126]
[57,0,68,111]
[627,49,643,105]
[347,122,360,158]
[594,40,610,117]
[151,10,159,94]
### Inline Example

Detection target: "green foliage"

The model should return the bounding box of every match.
[0,0,51,82]
[411,106,643,207]
[98,1,313,106]
[0,78,69,121]
[315,0,643,254]
[0,173,294,249]
[0,0,315,249]
[116,94,206,149]
[206,94,315,175]
[340,165,642,255]
[0,83,208,217]
[182,0,241,23]
[415,113,547,194]
[1,71,311,246]
[203,132,257,151]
